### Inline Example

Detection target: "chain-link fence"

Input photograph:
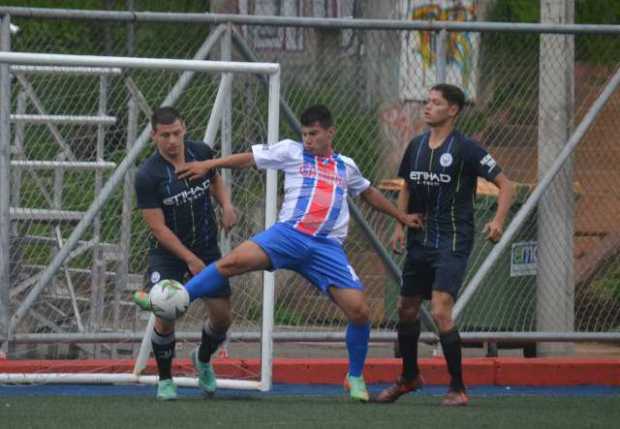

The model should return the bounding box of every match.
[1,9,619,362]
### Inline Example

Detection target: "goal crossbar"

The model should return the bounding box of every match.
[0,51,279,75]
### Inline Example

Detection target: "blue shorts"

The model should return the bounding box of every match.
[250,223,363,294]
[401,243,470,300]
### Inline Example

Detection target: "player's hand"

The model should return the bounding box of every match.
[483,219,503,243]
[401,213,425,230]
[390,226,406,254]
[176,160,214,181]
[220,204,238,233]
[187,256,206,276]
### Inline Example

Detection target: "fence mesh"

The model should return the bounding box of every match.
[2,13,620,362]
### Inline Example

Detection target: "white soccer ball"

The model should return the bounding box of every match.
[149,279,190,321]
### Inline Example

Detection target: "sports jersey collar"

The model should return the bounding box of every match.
[303,148,338,163]
[426,130,458,150]
[319,152,335,164]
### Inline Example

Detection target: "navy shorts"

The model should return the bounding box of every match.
[401,243,470,300]
[250,222,363,294]
[145,246,231,298]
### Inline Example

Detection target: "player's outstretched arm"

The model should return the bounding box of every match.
[391,182,417,254]
[211,174,238,233]
[359,186,424,229]
[177,152,256,181]
[483,173,515,242]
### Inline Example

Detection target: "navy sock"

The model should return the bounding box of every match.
[198,322,227,363]
[346,322,370,377]
[152,328,175,381]
[398,320,421,380]
[440,328,465,391]
[185,263,227,302]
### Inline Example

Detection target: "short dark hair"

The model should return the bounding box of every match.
[430,83,465,113]
[151,106,183,131]
[300,104,333,129]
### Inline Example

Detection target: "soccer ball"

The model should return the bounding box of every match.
[149,279,190,321]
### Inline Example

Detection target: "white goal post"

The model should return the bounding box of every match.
[0,51,281,391]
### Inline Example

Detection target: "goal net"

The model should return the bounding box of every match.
[0,50,280,391]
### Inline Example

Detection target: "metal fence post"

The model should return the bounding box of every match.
[436,28,448,83]
[537,0,575,356]
[220,22,232,254]
[0,15,11,354]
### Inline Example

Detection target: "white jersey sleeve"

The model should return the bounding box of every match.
[251,139,302,171]
[342,155,371,197]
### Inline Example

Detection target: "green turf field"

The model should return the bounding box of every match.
[3,395,620,429]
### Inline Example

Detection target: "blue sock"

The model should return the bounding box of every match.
[184,263,227,302]
[346,322,370,377]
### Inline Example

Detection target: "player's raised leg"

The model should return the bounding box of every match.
[184,240,271,301]
[184,241,269,395]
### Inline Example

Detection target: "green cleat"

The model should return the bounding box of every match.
[191,347,217,397]
[344,374,369,402]
[157,378,177,401]
[132,290,152,312]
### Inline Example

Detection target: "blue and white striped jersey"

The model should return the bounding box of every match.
[251,139,370,244]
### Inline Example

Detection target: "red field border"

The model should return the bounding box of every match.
[1,357,619,386]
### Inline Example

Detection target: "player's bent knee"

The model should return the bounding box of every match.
[216,253,249,277]
[431,310,454,332]
[340,298,369,325]
[154,317,175,335]
[398,305,419,322]
[349,303,370,325]
[398,296,422,321]
[206,300,233,333]
[211,315,232,333]
[217,243,269,277]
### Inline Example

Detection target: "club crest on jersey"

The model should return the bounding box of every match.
[440,153,453,167]
[150,271,161,284]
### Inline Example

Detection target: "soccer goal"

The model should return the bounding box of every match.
[0,50,280,391]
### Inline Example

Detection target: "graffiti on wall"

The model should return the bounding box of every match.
[399,0,480,100]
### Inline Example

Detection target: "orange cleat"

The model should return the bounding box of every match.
[441,389,469,406]
[373,375,424,403]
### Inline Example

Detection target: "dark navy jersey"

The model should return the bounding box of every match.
[398,130,501,253]
[135,140,218,255]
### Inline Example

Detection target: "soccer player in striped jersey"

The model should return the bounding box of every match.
[144,104,422,402]
[133,107,237,400]
[374,84,514,406]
